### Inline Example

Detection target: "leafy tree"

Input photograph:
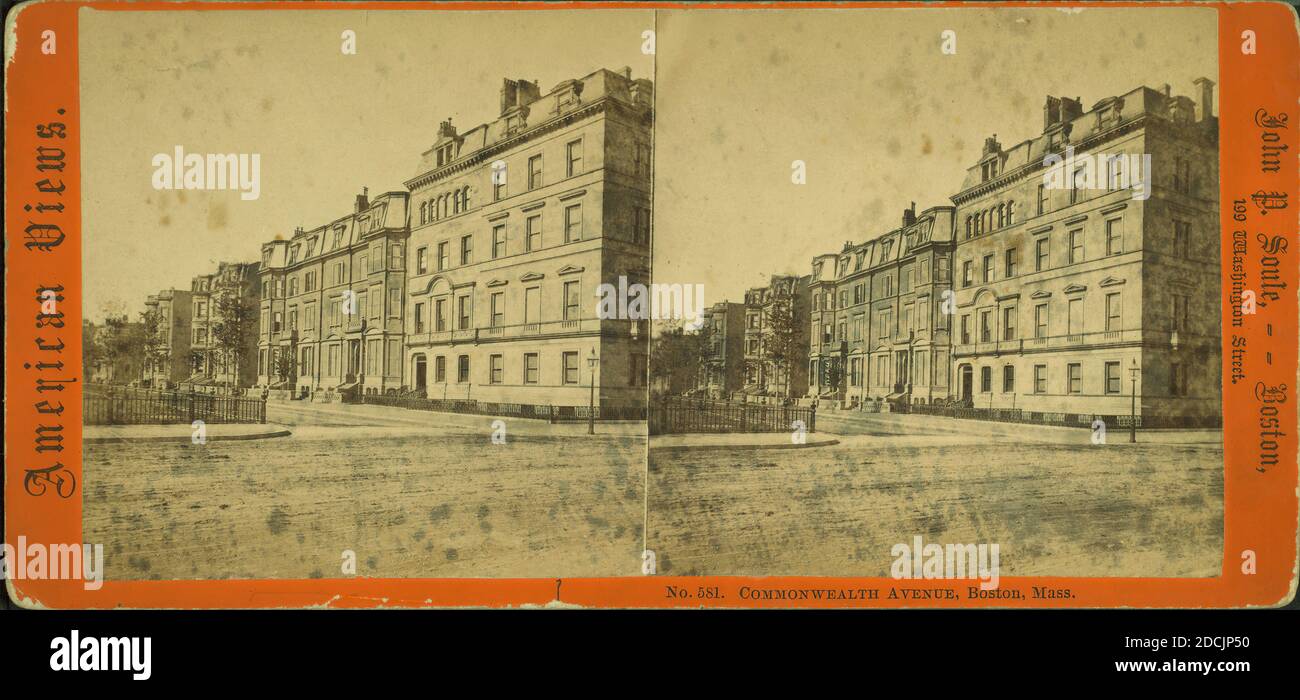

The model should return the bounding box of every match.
[211,281,258,386]
[139,307,170,384]
[760,295,802,399]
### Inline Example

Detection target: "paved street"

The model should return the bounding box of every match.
[648,421,1223,578]
[82,401,646,580]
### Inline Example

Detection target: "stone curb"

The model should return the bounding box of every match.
[83,426,293,444]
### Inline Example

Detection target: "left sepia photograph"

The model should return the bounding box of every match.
[77,8,655,580]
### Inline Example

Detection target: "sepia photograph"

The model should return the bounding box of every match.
[646,7,1224,584]
[76,8,655,580]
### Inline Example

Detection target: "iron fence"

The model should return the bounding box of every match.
[84,384,266,425]
[901,402,1220,429]
[355,393,647,422]
[650,398,816,435]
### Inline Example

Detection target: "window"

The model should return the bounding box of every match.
[1003,307,1016,340]
[980,309,992,342]
[493,164,506,201]
[563,281,580,321]
[388,288,401,317]
[1170,362,1187,397]
[523,353,539,385]
[980,366,992,393]
[960,315,971,344]
[457,295,470,329]
[457,355,470,383]
[414,303,425,334]
[566,139,583,177]
[1035,303,1048,338]
[1005,248,1017,278]
[304,303,316,331]
[1037,184,1048,215]
[526,215,541,252]
[1002,365,1015,393]
[1070,168,1085,204]
[562,351,579,385]
[1034,365,1047,394]
[489,354,503,384]
[1106,219,1123,255]
[983,254,994,283]
[512,287,535,325]
[564,204,582,243]
[1105,361,1121,394]
[460,235,473,265]
[1105,293,1122,331]
[1172,295,1189,332]
[634,143,650,177]
[492,225,506,259]
[1067,363,1082,394]
[630,353,648,387]
[1035,238,1049,272]
[434,355,446,383]
[437,242,449,271]
[528,154,543,190]
[434,299,446,332]
[1069,229,1084,264]
[962,260,973,288]
[1173,220,1190,257]
[389,243,404,270]
[488,292,504,328]
[273,312,283,333]
[1067,298,1083,335]
[634,207,651,244]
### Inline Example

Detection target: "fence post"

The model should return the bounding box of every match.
[810,405,817,433]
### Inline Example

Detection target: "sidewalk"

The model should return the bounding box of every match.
[650,432,839,451]
[84,423,292,444]
[816,410,1222,446]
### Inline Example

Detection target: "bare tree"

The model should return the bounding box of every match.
[211,282,257,387]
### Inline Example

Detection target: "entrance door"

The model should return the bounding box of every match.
[960,365,973,404]
[347,340,361,379]
[414,357,427,393]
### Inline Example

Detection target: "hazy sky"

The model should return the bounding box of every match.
[652,6,1218,307]
[80,6,1217,322]
[80,8,655,322]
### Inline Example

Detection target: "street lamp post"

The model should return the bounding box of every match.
[1129,358,1140,443]
[587,348,599,435]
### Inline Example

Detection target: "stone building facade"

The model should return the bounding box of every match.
[141,288,192,388]
[948,78,1219,419]
[697,301,745,397]
[807,204,956,405]
[742,275,811,399]
[256,189,410,397]
[402,68,653,408]
[184,261,260,390]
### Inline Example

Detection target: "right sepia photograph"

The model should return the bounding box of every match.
[646,7,1223,580]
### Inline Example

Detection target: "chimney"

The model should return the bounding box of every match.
[1162,84,1171,97]
[1043,96,1062,131]
[902,202,917,228]
[1060,96,1084,123]
[516,79,541,108]
[1193,77,1215,122]
[500,79,519,116]
[438,118,457,139]
[620,65,632,80]
[983,133,1001,156]
[355,186,369,214]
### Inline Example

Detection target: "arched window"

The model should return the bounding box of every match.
[419,202,427,224]
[965,216,972,238]
[462,186,470,211]
[998,203,1005,229]
[1006,201,1014,225]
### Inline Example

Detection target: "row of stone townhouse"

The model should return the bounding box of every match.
[126,67,652,410]
[701,77,1221,421]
